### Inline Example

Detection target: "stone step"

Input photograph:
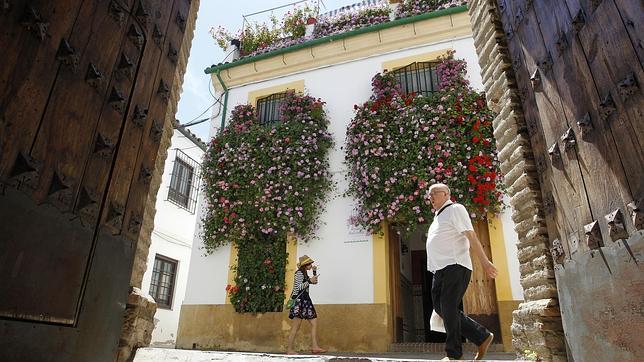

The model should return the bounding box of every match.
[134,347,523,362]
[389,343,506,353]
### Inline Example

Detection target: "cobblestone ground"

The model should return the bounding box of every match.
[134,347,523,361]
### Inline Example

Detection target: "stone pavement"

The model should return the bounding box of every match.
[134,347,523,361]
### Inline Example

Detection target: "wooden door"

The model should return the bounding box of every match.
[497,0,642,258]
[463,220,500,340]
[0,0,190,360]
[496,0,643,360]
[388,225,404,342]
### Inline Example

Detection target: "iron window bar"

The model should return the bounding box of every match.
[391,61,441,97]
[167,149,201,213]
[256,92,289,127]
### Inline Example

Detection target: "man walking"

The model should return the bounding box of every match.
[426,183,497,360]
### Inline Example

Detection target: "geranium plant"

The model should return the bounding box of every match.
[344,51,503,234]
[210,1,469,60]
[210,4,316,56]
[202,91,333,312]
[313,5,391,38]
[395,0,468,19]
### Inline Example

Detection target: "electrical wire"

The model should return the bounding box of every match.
[175,47,236,130]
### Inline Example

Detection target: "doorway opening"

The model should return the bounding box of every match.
[388,221,501,344]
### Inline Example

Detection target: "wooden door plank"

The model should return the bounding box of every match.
[496,0,568,255]
[515,7,593,256]
[27,0,132,212]
[574,1,644,207]
[73,34,149,226]
[119,0,190,241]
[0,0,84,185]
[99,0,184,235]
[464,220,498,315]
[77,0,175,227]
[613,0,644,67]
[534,0,635,245]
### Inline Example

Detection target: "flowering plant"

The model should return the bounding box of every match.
[313,5,391,38]
[395,0,468,19]
[344,52,503,234]
[210,17,281,56]
[210,4,316,56]
[211,1,469,60]
[202,92,333,312]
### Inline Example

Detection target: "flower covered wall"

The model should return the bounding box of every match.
[201,92,333,312]
[344,52,504,234]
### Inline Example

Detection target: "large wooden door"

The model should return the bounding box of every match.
[497,0,642,259]
[0,0,190,360]
[496,0,643,360]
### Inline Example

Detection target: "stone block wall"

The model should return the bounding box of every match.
[467,1,566,360]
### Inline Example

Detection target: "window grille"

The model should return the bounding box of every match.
[256,92,288,126]
[391,61,440,97]
[149,255,178,309]
[167,149,200,213]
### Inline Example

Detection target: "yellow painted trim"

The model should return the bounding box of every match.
[382,48,452,71]
[487,214,512,301]
[247,80,305,107]
[211,12,472,91]
[176,303,391,353]
[225,244,239,305]
[497,300,522,352]
[372,223,390,304]
[284,234,298,298]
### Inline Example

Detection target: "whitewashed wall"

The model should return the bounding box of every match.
[141,130,204,346]
[183,35,523,306]
[500,195,524,300]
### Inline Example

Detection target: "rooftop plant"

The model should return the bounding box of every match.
[313,4,391,38]
[210,4,316,56]
[209,0,468,59]
[395,0,467,19]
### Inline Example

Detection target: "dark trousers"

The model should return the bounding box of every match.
[432,264,490,358]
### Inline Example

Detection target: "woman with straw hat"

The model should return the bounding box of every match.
[286,255,326,354]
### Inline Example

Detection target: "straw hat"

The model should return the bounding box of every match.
[297,255,314,268]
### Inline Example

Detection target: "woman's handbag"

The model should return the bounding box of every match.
[286,290,305,309]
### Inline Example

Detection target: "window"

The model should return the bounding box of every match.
[256,92,288,126]
[167,149,200,213]
[149,255,178,309]
[391,61,440,97]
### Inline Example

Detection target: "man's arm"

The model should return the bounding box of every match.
[463,230,498,278]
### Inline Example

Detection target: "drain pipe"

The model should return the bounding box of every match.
[214,69,229,133]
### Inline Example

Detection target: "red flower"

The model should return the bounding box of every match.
[468,165,477,172]
[472,136,480,143]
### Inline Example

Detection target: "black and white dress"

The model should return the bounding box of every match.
[288,269,317,320]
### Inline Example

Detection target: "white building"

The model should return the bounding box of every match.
[178,3,523,353]
[140,125,206,347]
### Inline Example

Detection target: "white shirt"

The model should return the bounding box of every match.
[426,200,474,273]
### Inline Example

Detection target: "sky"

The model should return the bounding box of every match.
[175,0,365,142]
